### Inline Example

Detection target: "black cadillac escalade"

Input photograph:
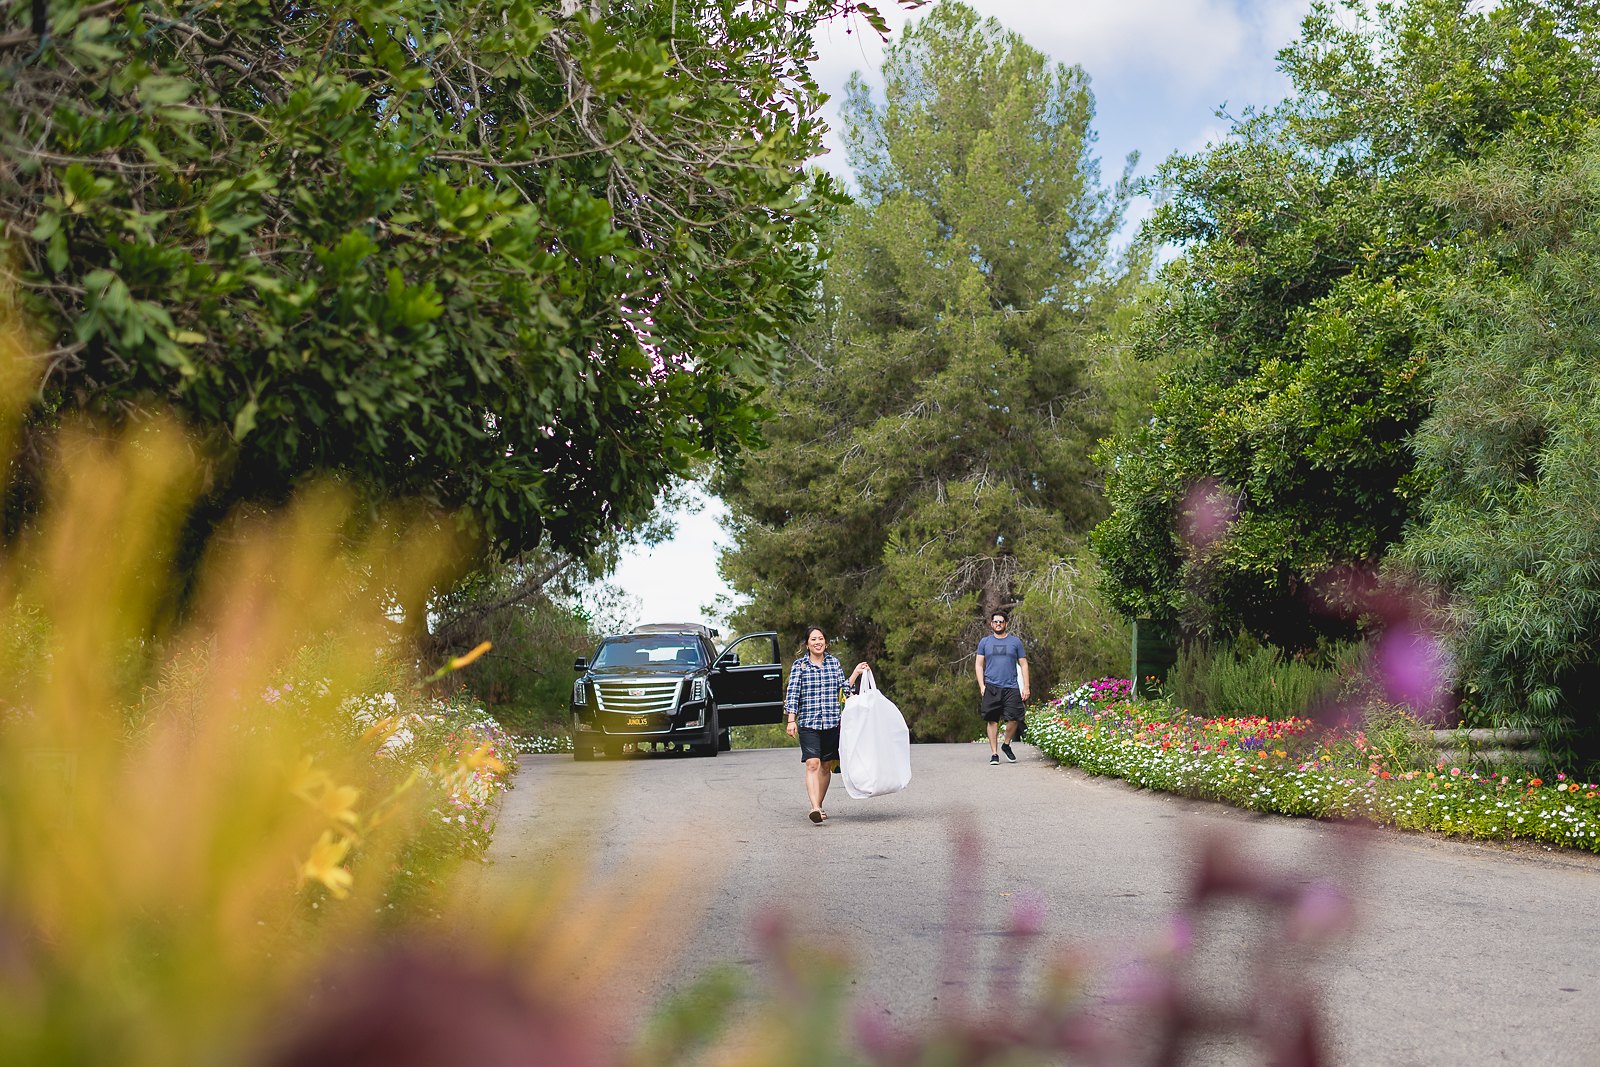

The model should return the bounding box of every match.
[569,623,784,759]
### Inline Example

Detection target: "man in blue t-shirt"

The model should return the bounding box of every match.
[975,609,1030,765]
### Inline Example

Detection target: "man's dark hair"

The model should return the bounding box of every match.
[990,610,1008,623]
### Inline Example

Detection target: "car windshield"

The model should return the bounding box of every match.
[592,636,703,669]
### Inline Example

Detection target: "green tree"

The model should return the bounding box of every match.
[0,0,920,562]
[717,1,1133,738]
[1093,0,1600,647]
[1399,135,1600,766]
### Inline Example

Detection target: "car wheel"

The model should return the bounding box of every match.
[718,727,732,752]
[699,705,720,758]
[573,741,596,761]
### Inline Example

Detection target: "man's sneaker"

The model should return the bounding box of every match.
[989,753,1000,766]
[1001,743,1017,763]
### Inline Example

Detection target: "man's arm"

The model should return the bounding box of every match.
[1017,655,1030,702]
[974,653,986,695]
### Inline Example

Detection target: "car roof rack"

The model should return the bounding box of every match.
[631,622,720,639]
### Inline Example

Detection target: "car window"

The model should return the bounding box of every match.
[592,637,702,668]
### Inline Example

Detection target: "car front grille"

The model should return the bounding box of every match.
[594,678,681,716]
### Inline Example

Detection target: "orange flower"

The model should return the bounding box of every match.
[449,641,493,670]
[1529,778,1543,788]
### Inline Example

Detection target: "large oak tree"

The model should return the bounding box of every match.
[0,0,921,562]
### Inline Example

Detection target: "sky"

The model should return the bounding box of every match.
[600,0,1317,633]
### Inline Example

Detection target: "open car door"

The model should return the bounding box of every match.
[708,632,784,727]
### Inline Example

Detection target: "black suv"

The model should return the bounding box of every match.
[570,624,784,759]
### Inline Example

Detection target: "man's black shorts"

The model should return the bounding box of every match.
[981,686,1025,723]
[798,725,841,763]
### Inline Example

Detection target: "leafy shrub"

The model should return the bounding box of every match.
[1171,637,1349,718]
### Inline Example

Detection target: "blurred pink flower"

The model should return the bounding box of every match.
[1009,891,1047,938]
[1373,624,1451,715]
[1178,477,1239,551]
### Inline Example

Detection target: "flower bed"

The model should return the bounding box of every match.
[513,732,575,754]
[347,692,518,857]
[1031,679,1600,853]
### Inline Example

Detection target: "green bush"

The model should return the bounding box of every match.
[732,723,800,750]
[458,600,594,738]
[1171,637,1347,718]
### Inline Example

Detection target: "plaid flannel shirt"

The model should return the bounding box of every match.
[784,653,853,729]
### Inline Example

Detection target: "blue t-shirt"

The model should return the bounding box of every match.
[977,633,1027,688]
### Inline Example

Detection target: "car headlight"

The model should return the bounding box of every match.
[573,679,587,706]
[690,677,706,702]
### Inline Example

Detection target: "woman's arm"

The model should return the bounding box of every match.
[784,660,802,736]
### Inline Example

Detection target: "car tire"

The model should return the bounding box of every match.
[699,705,720,758]
[573,741,596,761]
[718,727,732,752]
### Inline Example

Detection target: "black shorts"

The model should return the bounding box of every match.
[798,725,841,763]
[981,686,1025,723]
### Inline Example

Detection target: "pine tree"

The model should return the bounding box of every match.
[716,1,1134,738]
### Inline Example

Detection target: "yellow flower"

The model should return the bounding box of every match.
[449,641,493,671]
[317,783,361,826]
[299,831,354,899]
[462,743,505,775]
[360,715,399,744]
[287,755,331,803]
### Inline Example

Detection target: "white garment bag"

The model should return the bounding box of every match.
[839,669,912,799]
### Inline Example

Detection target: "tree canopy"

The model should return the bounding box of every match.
[1092,0,1600,648]
[716,0,1134,739]
[0,0,921,561]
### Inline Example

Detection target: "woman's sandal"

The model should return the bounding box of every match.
[808,809,824,824]
[818,810,829,821]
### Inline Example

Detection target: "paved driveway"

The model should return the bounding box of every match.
[472,742,1600,1065]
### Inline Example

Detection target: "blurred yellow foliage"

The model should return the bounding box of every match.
[0,314,481,1064]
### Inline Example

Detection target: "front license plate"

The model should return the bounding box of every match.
[627,716,652,726]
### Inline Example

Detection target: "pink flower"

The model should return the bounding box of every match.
[1178,477,1239,550]
[1373,624,1451,716]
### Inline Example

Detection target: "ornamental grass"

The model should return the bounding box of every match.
[1032,679,1600,853]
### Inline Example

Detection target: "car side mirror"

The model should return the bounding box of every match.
[715,652,738,669]
[573,657,588,672]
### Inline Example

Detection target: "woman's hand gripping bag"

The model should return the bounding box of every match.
[840,670,912,799]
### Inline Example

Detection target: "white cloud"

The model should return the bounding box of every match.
[811,0,1310,185]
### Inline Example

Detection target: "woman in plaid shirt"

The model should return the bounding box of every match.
[784,626,870,824]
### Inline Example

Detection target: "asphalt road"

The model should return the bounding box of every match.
[471,742,1600,1065]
